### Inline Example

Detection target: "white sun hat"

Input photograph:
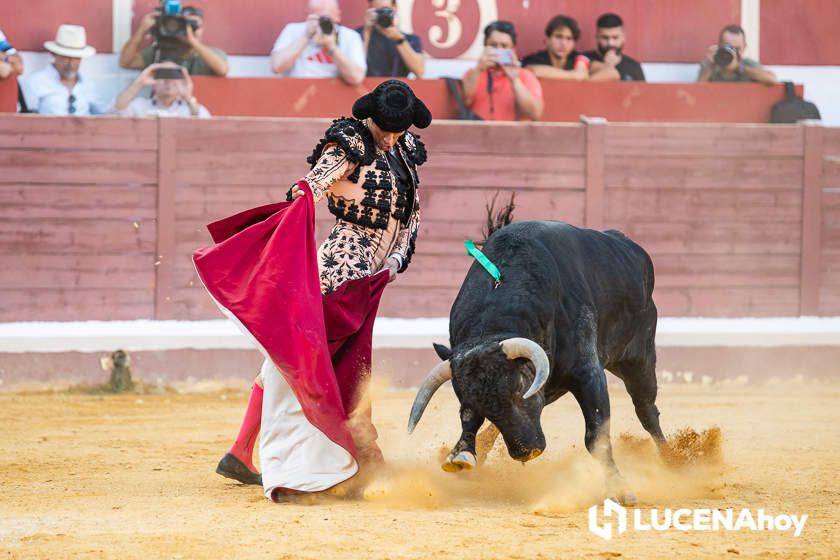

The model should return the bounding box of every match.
[44,24,96,58]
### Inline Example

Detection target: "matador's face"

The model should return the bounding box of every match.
[367,119,406,151]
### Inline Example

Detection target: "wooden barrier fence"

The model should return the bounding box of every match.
[0,114,837,321]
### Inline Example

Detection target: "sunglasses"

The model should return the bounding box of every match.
[68,94,76,115]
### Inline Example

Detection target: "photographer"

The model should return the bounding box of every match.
[270,0,366,85]
[357,0,424,77]
[119,4,228,76]
[462,21,543,121]
[0,29,24,78]
[113,62,210,117]
[698,24,776,85]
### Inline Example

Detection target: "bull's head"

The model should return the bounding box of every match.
[408,337,550,462]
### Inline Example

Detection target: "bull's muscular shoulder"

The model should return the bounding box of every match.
[307,117,376,169]
[399,131,428,166]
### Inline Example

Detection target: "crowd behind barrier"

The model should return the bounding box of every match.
[1,3,830,123]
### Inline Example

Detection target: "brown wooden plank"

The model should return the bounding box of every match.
[155,119,177,319]
[585,122,605,228]
[0,115,158,151]
[823,128,840,156]
[174,117,330,153]
[0,184,156,220]
[418,122,586,156]
[606,188,802,223]
[0,149,157,184]
[605,156,803,190]
[422,153,584,189]
[0,288,154,321]
[651,254,800,287]
[379,286,459,318]
[654,287,800,317]
[801,125,823,314]
[0,255,155,289]
[619,222,801,254]
[0,219,156,254]
[823,156,840,186]
[605,124,804,157]
[173,151,304,186]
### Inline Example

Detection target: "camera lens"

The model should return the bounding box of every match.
[318,16,334,35]
[714,45,735,67]
[375,7,394,28]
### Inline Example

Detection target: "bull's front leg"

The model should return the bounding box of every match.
[571,364,637,506]
[442,406,484,472]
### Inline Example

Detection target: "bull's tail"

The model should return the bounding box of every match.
[481,191,516,244]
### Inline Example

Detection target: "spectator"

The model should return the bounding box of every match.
[698,24,777,85]
[0,29,24,78]
[271,0,366,85]
[113,62,210,117]
[584,13,645,81]
[521,15,589,80]
[357,0,424,77]
[462,21,543,121]
[19,25,107,115]
[119,5,228,76]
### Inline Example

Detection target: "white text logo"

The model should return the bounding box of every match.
[588,499,807,540]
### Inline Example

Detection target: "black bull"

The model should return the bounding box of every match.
[408,220,667,502]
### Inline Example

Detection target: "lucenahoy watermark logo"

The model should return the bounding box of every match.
[588,499,808,541]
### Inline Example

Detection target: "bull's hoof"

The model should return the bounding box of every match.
[607,490,637,506]
[441,450,477,473]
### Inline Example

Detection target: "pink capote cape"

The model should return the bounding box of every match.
[193,181,388,459]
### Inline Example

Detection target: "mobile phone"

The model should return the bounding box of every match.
[153,67,185,80]
[494,48,513,65]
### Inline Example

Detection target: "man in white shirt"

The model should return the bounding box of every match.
[19,24,107,115]
[113,62,210,118]
[270,0,366,85]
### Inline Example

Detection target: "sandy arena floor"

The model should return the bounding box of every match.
[1,378,838,559]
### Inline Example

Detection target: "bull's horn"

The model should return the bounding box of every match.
[499,338,550,399]
[407,360,452,434]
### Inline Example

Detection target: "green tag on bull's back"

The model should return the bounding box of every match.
[464,239,502,287]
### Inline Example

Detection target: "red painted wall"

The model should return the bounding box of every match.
[2,1,836,64]
[0,0,113,53]
[761,0,840,65]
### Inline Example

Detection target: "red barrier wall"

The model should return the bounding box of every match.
[1,1,838,64]
[0,114,835,321]
[0,76,16,112]
[190,77,799,124]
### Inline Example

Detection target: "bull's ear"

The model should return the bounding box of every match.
[433,343,453,361]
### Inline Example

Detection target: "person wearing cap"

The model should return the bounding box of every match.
[0,29,24,78]
[119,5,228,76]
[113,62,210,117]
[209,80,431,500]
[19,24,107,115]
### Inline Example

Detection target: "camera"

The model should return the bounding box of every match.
[375,7,394,28]
[318,16,334,35]
[153,67,185,80]
[493,48,514,65]
[152,0,199,40]
[713,44,738,68]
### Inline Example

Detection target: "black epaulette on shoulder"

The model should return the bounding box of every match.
[307,117,376,170]
[400,131,427,166]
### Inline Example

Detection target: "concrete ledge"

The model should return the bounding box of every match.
[1,317,839,353]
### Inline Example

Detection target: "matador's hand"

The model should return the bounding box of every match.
[290,184,305,200]
[385,256,400,282]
